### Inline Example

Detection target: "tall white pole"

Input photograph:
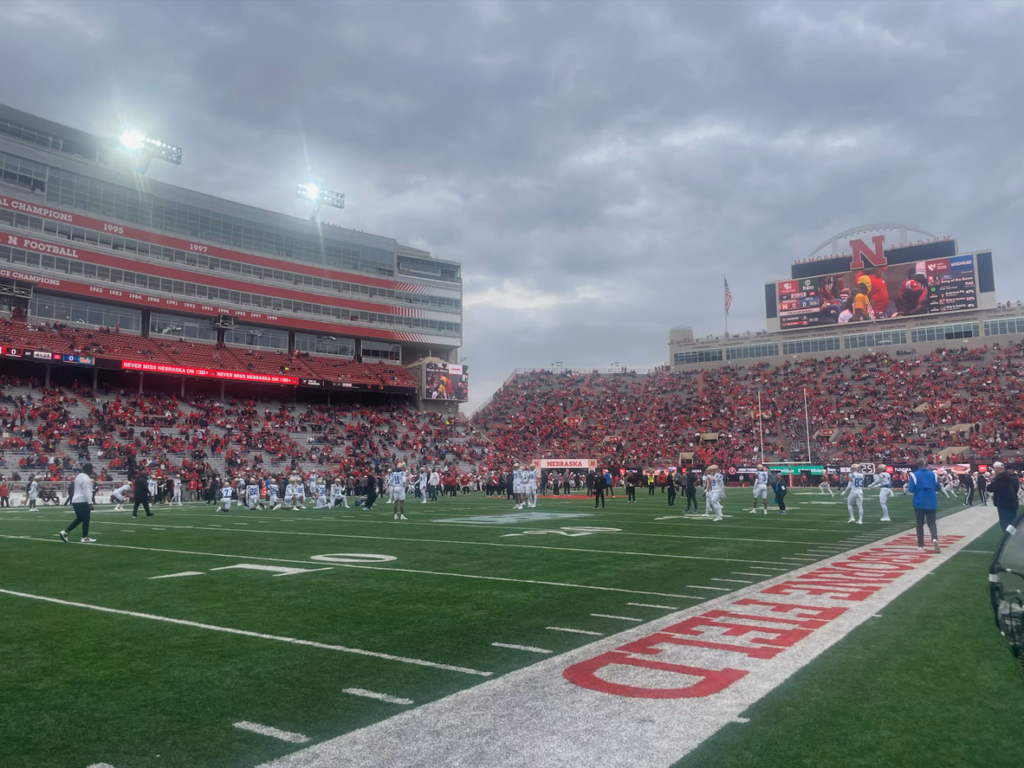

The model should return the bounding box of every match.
[757,389,765,459]
[803,388,812,462]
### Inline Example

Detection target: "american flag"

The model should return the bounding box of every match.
[724,276,733,315]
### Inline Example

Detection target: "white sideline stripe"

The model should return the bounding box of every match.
[711,578,752,584]
[492,642,553,654]
[685,585,730,591]
[546,626,603,636]
[730,573,767,577]
[627,602,679,610]
[343,688,414,705]
[746,566,788,572]
[149,571,204,579]
[234,721,310,744]
[252,507,997,768]
[0,535,700,599]
[591,613,642,622]
[0,589,490,677]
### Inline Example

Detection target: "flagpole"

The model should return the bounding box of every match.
[758,390,765,459]
[803,387,812,463]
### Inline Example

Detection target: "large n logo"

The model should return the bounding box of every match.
[849,235,886,270]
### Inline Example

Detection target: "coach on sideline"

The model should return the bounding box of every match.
[59,463,96,543]
[989,462,1020,532]
[906,458,940,553]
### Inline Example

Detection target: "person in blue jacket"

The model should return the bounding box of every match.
[906,457,940,553]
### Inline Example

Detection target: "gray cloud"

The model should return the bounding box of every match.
[1,0,1021,408]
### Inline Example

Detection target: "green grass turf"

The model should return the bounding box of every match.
[0,488,990,767]
[674,526,1024,768]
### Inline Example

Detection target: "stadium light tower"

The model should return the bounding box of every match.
[118,129,183,174]
[297,179,345,222]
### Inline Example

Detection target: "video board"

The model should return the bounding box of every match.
[776,255,977,330]
[424,361,469,401]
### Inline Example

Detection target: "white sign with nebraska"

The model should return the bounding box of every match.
[535,458,595,469]
[258,506,994,768]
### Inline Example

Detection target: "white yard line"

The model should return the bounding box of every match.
[546,627,603,636]
[149,571,204,579]
[0,535,701,600]
[711,578,753,584]
[590,614,642,622]
[627,602,679,610]
[0,588,490,677]
[730,573,767,577]
[685,585,731,591]
[342,688,414,705]
[234,722,310,744]
[491,643,553,654]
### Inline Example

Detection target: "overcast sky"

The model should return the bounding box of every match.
[2,0,1022,409]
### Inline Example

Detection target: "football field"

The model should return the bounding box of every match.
[1,489,1020,768]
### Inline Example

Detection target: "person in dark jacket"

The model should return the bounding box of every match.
[685,470,698,511]
[989,462,1020,532]
[132,469,154,518]
[666,471,676,506]
[773,472,788,515]
[962,472,976,506]
[593,470,607,509]
[362,472,377,510]
[906,458,940,553]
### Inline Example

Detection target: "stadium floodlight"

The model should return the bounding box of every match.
[118,129,183,170]
[296,179,345,221]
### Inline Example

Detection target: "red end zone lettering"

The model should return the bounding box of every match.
[562,651,747,699]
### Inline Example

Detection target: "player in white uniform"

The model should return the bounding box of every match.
[706,464,724,521]
[148,477,158,504]
[530,467,540,508]
[171,475,183,506]
[283,478,299,510]
[417,469,428,504]
[818,476,835,496]
[390,463,408,520]
[26,477,39,510]
[846,463,865,524]
[245,479,261,510]
[511,463,523,509]
[868,463,893,522]
[702,471,713,517]
[267,479,280,509]
[329,480,343,508]
[315,482,329,509]
[111,482,132,511]
[749,464,769,514]
[219,482,233,512]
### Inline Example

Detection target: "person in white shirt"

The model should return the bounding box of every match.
[111,482,132,512]
[27,476,38,511]
[171,475,183,506]
[284,477,299,510]
[749,464,770,514]
[219,482,233,512]
[846,463,865,524]
[706,464,725,522]
[702,471,713,517]
[390,463,408,520]
[267,480,280,509]
[868,461,893,522]
[330,479,344,508]
[428,468,440,502]
[59,463,96,543]
[315,482,329,509]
